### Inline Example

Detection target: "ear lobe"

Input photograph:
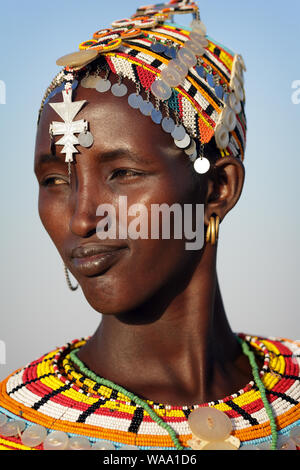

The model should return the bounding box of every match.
[204,156,245,226]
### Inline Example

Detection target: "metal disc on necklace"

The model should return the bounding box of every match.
[171,124,186,140]
[78,131,94,148]
[193,157,210,174]
[174,133,190,148]
[128,93,143,109]
[162,117,175,133]
[140,100,154,116]
[151,108,163,124]
[111,83,128,97]
[96,78,111,93]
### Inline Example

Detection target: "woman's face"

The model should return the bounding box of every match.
[34,78,207,315]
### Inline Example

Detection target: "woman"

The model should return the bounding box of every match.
[0,0,299,451]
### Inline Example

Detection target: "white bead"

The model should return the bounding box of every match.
[0,420,26,437]
[92,440,116,450]
[21,424,47,447]
[43,430,69,450]
[0,413,7,427]
[68,436,91,450]
[177,47,197,68]
[193,157,210,174]
[214,122,229,149]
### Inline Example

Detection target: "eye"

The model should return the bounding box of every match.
[41,176,69,186]
[110,168,144,180]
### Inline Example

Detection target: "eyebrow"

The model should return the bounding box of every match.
[98,149,153,166]
[36,148,153,168]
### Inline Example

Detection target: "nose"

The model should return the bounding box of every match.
[69,174,104,238]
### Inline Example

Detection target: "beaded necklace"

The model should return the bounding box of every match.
[69,335,278,451]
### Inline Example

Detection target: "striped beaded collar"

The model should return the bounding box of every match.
[0,334,300,450]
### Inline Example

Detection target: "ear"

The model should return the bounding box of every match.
[204,156,245,226]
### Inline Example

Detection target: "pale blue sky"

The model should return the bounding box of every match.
[0,0,299,379]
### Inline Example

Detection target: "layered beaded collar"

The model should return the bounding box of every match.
[0,334,300,450]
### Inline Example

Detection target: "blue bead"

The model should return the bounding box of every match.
[206,73,215,88]
[151,43,167,53]
[215,85,224,99]
[195,65,205,78]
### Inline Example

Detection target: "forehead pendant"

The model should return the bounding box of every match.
[49,72,93,163]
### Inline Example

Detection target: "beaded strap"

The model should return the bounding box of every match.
[69,348,184,450]
[237,337,278,450]
[69,336,279,451]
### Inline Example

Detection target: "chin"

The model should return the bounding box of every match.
[79,274,146,316]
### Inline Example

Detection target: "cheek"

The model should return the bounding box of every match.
[38,191,69,256]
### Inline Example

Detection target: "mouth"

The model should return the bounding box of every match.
[70,244,128,277]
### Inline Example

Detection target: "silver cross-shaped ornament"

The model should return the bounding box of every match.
[49,85,88,162]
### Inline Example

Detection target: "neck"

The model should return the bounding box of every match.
[78,245,253,406]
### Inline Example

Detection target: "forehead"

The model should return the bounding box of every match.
[35,80,182,167]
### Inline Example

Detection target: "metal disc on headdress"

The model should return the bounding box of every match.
[128,93,143,109]
[174,133,191,149]
[140,100,154,116]
[194,157,210,174]
[78,131,94,148]
[111,83,128,97]
[96,78,112,93]
[56,50,99,68]
[171,124,186,141]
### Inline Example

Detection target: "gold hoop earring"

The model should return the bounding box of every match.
[64,264,79,291]
[206,215,220,245]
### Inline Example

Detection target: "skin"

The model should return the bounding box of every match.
[34,75,256,406]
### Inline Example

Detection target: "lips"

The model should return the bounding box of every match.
[70,243,127,277]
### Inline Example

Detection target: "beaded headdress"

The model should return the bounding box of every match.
[39,0,247,175]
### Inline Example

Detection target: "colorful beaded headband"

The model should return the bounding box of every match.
[39,0,247,175]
